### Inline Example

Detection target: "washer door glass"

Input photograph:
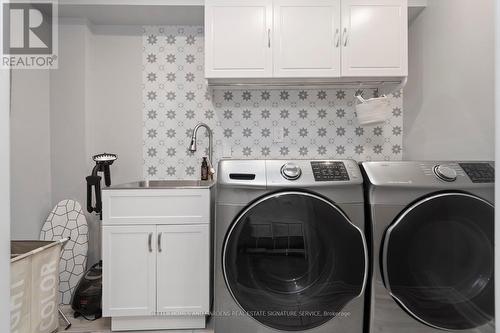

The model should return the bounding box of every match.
[223,191,367,331]
[382,193,494,330]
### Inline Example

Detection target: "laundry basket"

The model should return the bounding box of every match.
[11,238,69,333]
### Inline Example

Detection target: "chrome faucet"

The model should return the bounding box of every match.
[189,122,216,177]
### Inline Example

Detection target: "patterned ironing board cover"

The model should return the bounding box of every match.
[40,200,89,304]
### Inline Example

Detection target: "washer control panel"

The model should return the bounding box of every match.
[311,161,350,181]
[459,163,495,183]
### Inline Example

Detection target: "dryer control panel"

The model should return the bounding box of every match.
[459,163,495,183]
[362,161,494,188]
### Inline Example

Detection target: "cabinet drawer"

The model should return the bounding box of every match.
[102,189,210,225]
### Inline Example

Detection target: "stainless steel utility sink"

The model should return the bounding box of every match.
[137,180,212,188]
[106,179,215,189]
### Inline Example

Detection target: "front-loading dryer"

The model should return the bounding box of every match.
[214,159,368,333]
[362,161,495,333]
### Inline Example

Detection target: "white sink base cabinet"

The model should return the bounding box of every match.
[101,188,213,331]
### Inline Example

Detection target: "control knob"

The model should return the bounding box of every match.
[281,163,302,180]
[433,164,457,182]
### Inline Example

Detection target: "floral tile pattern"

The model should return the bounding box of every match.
[143,26,403,180]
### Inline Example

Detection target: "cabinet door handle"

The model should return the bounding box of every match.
[343,27,348,47]
[335,28,340,47]
[148,232,153,252]
[158,232,162,253]
[267,28,271,48]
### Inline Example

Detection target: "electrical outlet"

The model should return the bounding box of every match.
[273,127,284,143]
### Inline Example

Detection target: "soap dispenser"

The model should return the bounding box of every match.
[201,157,209,181]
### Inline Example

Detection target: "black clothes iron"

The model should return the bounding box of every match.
[86,153,117,218]
[71,261,103,320]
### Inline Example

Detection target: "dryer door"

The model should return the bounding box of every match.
[223,191,367,331]
[382,192,494,330]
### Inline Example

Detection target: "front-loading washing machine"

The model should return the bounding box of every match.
[214,159,368,333]
[362,161,494,333]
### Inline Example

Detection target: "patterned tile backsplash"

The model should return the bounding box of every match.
[143,26,403,179]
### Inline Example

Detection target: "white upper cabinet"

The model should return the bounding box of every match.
[205,0,408,79]
[341,0,408,76]
[205,0,273,78]
[273,0,341,77]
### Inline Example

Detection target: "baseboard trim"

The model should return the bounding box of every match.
[111,315,206,331]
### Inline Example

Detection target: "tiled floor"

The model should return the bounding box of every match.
[58,306,214,333]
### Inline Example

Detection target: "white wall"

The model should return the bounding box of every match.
[50,20,89,208]
[48,20,143,264]
[85,24,143,262]
[404,0,495,160]
[10,70,52,239]
[9,19,143,263]
[87,25,143,185]
[50,19,97,261]
[0,67,11,333]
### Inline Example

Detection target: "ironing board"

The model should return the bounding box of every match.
[40,200,89,305]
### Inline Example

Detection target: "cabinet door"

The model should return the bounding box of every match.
[273,0,341,77]
[102,226,156,317]
[205,0,273,78]
[156,224,210,314]
[341,0,408,77]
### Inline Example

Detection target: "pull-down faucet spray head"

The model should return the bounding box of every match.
[189,137,197,152]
